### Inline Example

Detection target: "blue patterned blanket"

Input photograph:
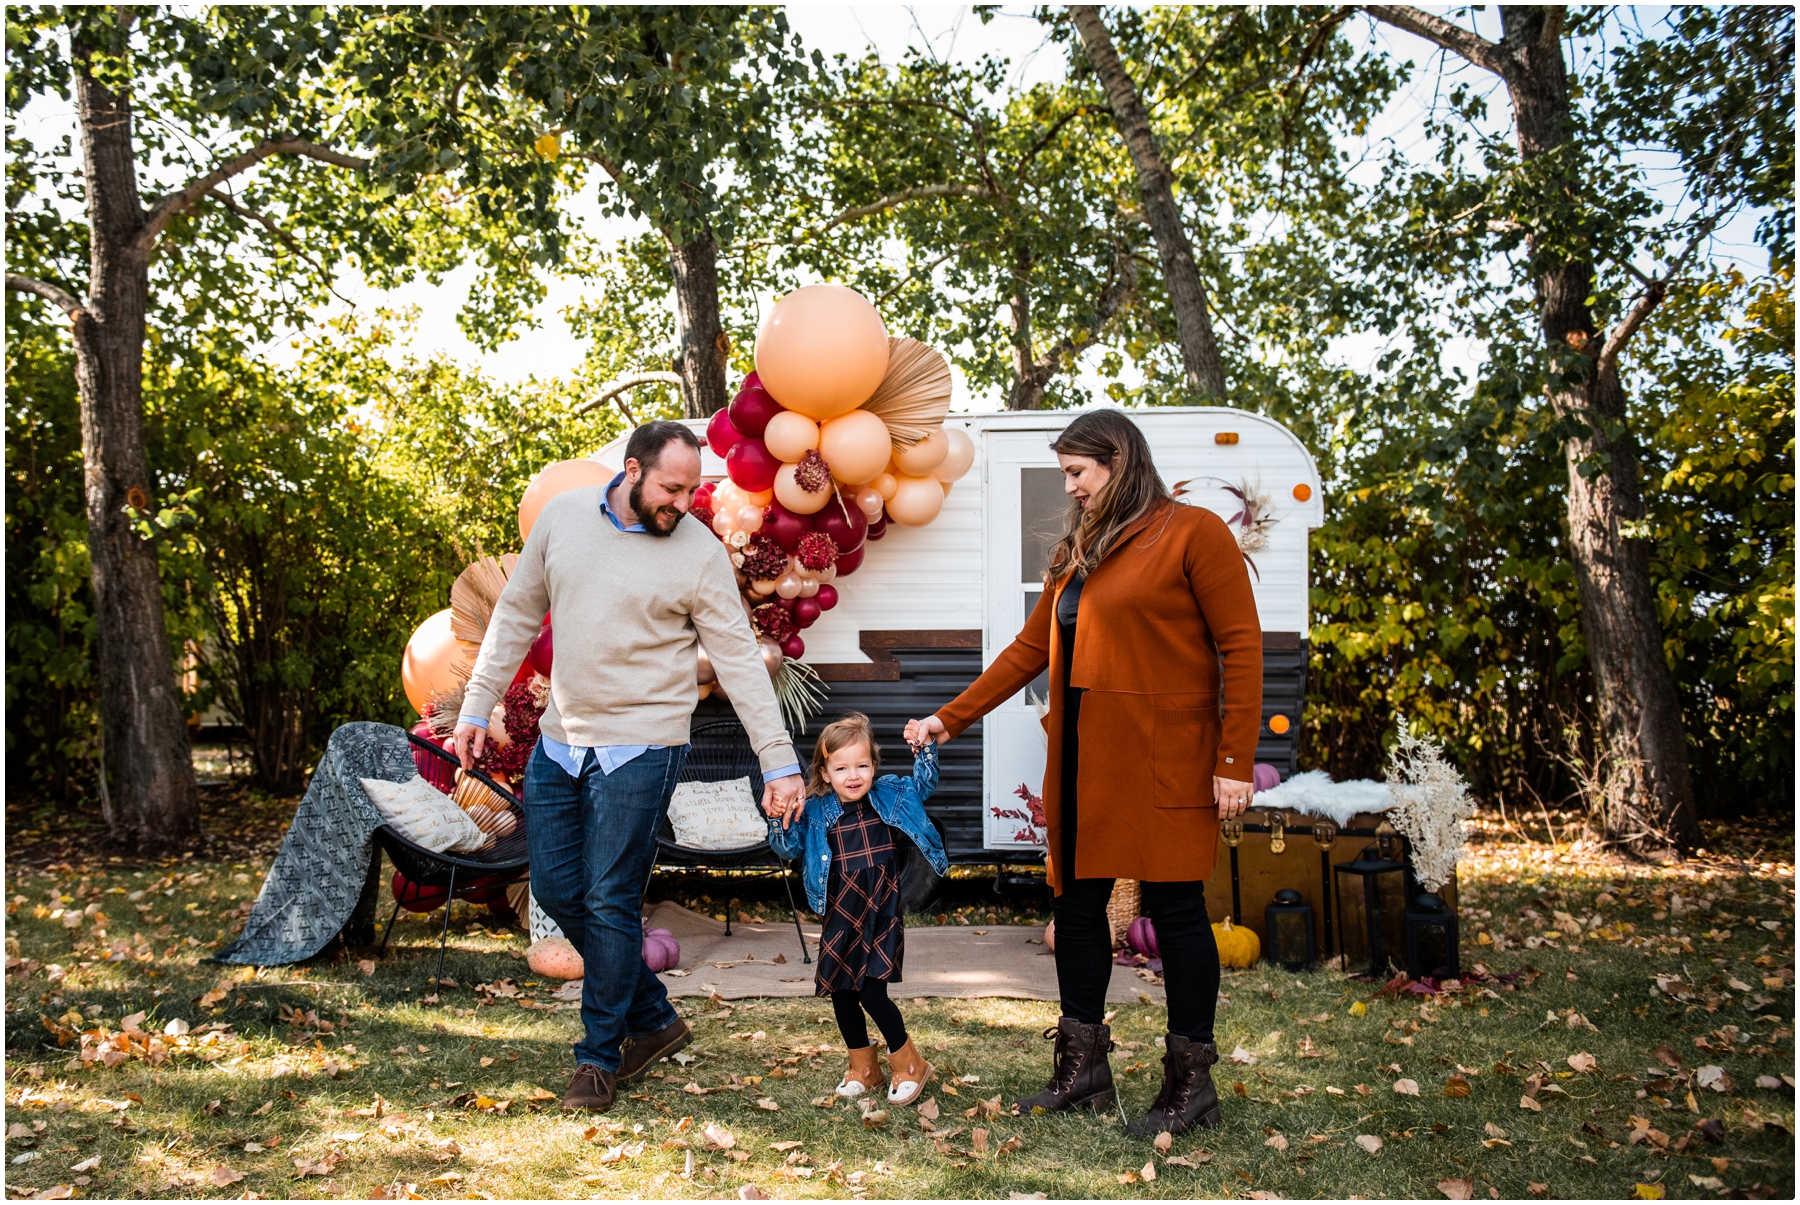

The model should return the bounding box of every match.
[213,721,413,966]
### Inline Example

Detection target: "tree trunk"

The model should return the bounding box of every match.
[668,231,731,418]
[1495,7,1699,856]
[1006,246,1047,410]
[1068,4,1227,399]
[71,41,201,850]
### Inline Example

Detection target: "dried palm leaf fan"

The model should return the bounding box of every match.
[449,554,519,647]
[860,337,952,447]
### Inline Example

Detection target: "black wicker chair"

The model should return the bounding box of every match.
[375,732,531,985]
[656,720,811,963]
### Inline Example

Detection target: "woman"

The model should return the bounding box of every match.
[905,409,1260,1139]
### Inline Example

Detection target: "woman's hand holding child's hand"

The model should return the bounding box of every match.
[903,715,946,751]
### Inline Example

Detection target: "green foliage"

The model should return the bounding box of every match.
[4,315,99,804]
[1635,270,1795,811]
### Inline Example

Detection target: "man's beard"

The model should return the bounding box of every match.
[628,478,685,537]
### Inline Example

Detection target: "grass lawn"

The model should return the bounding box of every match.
[3,782,1794,1201]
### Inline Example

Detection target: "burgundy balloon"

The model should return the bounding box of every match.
[725,437,781,492]
[780,635,805,659]
[833,544,866,576]
[742,371,762,392]
[773,595,797,612]
[793,597,821,627]
[705,408,743,458]
[761,501,813,552]
[728,384,784,438]
[815,584,839,611]
[864,514,888,542]
[528,620,554,677]
[813,494,867,553]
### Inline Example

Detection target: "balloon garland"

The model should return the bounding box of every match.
[694,284,973,659]
[399,284,965,738]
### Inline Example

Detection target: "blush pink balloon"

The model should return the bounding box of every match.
[705,408,743,458]
[725,438,781,492]
[728,384,784,438]
[761,501,813,552]
[816,584,839,611]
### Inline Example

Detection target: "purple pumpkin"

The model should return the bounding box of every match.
[1253,763,1281,793]
[1127,916,1160,959]
[642,928,681,973]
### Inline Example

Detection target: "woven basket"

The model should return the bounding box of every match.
[1105,878,1141,947]
[451,771,519,847]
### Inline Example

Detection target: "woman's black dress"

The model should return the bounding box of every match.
[813,795,906,993]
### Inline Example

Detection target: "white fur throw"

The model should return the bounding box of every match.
[1253,770,1394,826]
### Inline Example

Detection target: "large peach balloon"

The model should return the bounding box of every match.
[754,285,890,420]
[932,426,976,482]
[887,474,946,526]
[772,462,833,514]
[401,609,478,714]
[893,428,949,476]
[762,410,821,463]
[818,410,892,484]
[518,459,613,543]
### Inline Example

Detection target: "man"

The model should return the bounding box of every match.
[455,420,805,1111]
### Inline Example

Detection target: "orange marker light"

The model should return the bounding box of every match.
[1214,431,1239,445]
[1292,483,1312,502]
[1269,714,1291,735]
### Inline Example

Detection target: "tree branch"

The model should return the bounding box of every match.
[138,138,370,252]
[6,272,83,316]
[571,371,688,422]
[1359,5,1511,77]
[1594,281,1665,382]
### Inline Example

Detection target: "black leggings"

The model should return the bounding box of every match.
[1054,684,1219,1041]
[832,980,908,1051]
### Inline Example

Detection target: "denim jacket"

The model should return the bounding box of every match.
[767,743,949,914]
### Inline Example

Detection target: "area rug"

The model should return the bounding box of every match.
[635,901,1166,1004]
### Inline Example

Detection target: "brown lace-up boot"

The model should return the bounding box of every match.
[1012,1016,1116,1115]
[1125,1034,1221,1138]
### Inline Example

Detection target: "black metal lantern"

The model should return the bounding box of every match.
[1333,844,1408,977]
[1404,892,1459,981]
[1264,888,1316,971]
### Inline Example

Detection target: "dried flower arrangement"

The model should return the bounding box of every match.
[1383,726,1473,891]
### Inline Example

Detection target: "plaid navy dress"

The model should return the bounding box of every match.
[814,794,905,993]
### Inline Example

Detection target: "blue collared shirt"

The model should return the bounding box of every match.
[460,472,801,784]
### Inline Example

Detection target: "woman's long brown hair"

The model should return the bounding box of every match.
[1045,409,1169,583]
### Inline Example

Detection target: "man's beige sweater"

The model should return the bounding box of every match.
[461,485,797,774]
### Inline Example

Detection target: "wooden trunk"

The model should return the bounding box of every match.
[1199,809,1457,968]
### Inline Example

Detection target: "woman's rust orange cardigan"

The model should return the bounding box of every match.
[935,498,1262,892]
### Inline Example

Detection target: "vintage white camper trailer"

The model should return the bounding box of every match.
[597,406,1324,890]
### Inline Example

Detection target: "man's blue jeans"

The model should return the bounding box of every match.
[523,741,687,1073]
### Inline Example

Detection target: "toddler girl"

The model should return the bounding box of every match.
[768,713,948,1105]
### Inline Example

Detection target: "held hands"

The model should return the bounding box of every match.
[452,721,487,771]
[761,773,805,830]
[1214,774,1253,819]
[903,715,947,751]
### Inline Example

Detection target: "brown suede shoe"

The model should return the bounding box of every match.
[562,1063,617,1112]
[618,1018,692,1084]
